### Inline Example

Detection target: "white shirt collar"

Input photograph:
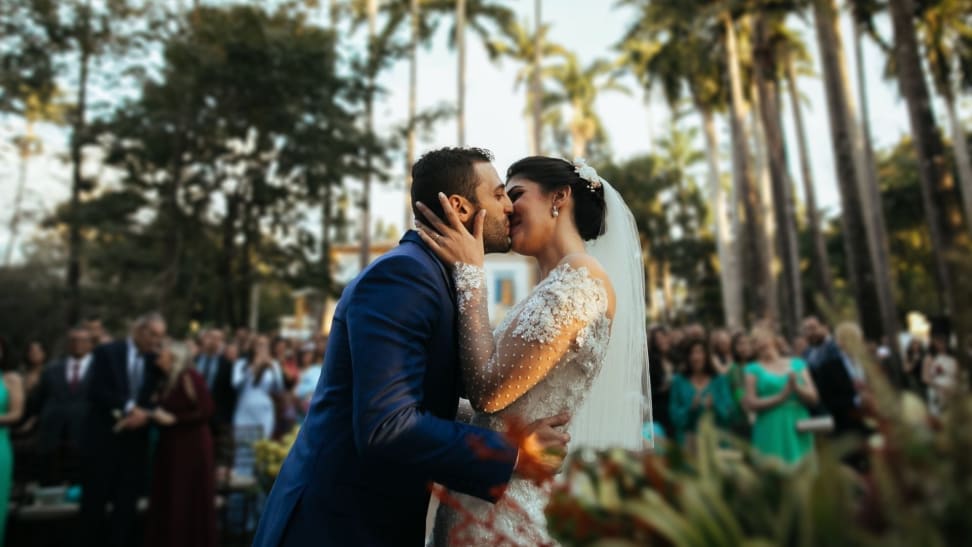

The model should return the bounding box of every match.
[66,353,92,381]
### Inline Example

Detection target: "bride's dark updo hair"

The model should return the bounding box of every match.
[506,156,607,241]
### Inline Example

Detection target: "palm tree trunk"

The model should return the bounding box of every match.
[753,15,802,339]
[722,11,770,325]
[531,0,542,155]
[68,33,91,326]
[4,121,34,266]
[360,0,377,270]
[888,0,965,316]
[406,0,419,231]
[456,0,466,146]
[786,56,834,305]
[852,18,901,353]
[811,0,886,338]
[943,93,972,239]
[221,193,239,326]
[700,106,743,330]
[750,76,780,325]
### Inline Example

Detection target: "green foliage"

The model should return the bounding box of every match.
[549,374,972,547]
[28,4,377,334]
[600,125,721,325]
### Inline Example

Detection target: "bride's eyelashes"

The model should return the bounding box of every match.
[507,189,524,203]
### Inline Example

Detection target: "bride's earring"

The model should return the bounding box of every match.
[551,206,559,218]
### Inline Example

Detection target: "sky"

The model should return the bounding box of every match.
[0,0,937,263]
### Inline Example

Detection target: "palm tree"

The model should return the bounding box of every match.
[545,53,628,158]
[887,0,968,316]
[751,12,804,337]
[532,0,543,154]
[486,18,566,154]
[915,0,972,239]
[426,0,513,145]
[714,4,775,324]
[616,0,744,329]
[5,93,60,265]
[810,0,900,343]
[778,26,835,304]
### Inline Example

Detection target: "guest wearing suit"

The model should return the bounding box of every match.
[195,328,235,466]
[32,327,93,485]
[801,316,865,438]
[80,313,166,547]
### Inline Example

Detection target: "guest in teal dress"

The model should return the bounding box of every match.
[0,337,25,546]
[743,327,820,466]
[668,339,735,446]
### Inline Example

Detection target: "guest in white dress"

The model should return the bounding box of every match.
[232,335,283,440]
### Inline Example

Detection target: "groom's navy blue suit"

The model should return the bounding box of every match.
[253,231,518,547]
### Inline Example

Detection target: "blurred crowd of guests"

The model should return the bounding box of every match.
[0,314,327,547]
[646,315,966,468]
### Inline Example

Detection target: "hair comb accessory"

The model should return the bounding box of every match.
[572,158,604,192]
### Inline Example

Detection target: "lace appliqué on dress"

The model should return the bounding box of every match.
[453,263,486,313]
[510,265,607,348]
[433,262,613,547]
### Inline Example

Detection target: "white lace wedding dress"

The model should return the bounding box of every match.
[432,260,612,547]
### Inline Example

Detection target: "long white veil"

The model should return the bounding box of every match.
[569,178,653,451]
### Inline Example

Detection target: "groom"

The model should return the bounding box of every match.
[253,147,571,547]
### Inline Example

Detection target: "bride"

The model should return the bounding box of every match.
[415,156,650,546]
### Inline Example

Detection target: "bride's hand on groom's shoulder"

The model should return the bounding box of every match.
[414,193,485,268]
[510,412,571,483]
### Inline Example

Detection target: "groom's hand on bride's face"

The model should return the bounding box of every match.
[514,412,571,481]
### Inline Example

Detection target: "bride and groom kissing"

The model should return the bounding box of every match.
[254,147,649,546]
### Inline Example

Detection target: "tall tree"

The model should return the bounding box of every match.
[98,4,370,327]
[532,0,543,154]
[887,0,968,316]
[720,7,774,324]
[915,0,972,239]
[617,0,744,328]
[486,17,566,154]
[810,0,900,343]
[545,53,628,158]
[752,13,803,337]
[428,0,513,145]
[780,29,835,304]
[20,0,149,324]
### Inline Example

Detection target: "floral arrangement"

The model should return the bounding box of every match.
[253,426,299,490]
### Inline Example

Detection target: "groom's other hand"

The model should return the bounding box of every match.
[513,412,571,483]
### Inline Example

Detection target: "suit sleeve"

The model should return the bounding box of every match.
[87,345,124,419]
[348,254,517,502]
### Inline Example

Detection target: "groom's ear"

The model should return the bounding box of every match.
[447,194,475,224]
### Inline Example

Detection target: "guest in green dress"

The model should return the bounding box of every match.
[743,327,820,466]
[669,339,735,446]
[0,337,25,546]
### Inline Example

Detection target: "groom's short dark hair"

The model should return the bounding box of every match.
[411,147,494,227]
